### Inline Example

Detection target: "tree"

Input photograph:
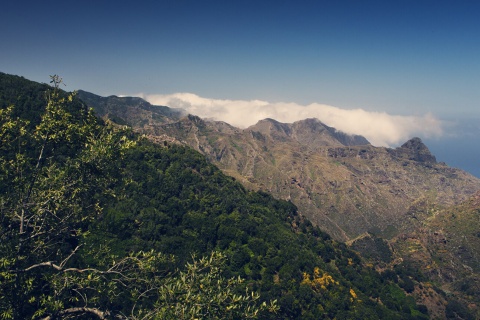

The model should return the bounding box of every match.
[149,251,278,320]
[0,75,137,318]
[0,76,276,319]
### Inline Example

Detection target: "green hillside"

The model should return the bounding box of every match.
[74,83,480,318]
[0,72,466,319]
[94,140,431,319]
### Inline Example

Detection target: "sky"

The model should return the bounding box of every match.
[1,0,479,176]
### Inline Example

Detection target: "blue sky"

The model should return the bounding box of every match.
[1,1,479,176]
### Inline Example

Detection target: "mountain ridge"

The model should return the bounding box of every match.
[2,72,440,319]
[75,90,480,243]
[3,74,480,318]
[247,117,370,148]
[76,89,185,127]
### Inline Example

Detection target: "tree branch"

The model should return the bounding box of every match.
[18,261,125,276]
[21,140,47,234]
[41,307,110,320]
[60,245,81,268]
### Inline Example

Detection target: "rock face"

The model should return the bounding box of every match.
[395,137,437,163]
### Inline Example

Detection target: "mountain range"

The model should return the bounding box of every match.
[77,90,480,240]
[2,72,446,319]
[1,73,479,318]
[76,89,480,317]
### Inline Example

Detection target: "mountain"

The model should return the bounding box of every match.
[75,92,480,241]
[1,72,436,319]
[390,191,480,315]
[74,90,480,318]
[246,117,370,147]
[77,90,184,127]
[4,73,480,318]
[82,95,479,243]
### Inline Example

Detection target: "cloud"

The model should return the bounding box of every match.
[138,92,444,147]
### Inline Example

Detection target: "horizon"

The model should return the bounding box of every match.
[1,0,479,177]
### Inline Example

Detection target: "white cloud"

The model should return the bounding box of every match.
[138,92,444,147]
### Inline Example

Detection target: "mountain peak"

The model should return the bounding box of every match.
[396,137,436,163]
[292,118,370,147]
[248,117,370,147]
[247,118,292,141]
[291,118,369,146]
[401,137,428,150]
[76,90,185,130]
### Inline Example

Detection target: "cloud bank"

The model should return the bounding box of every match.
[139,93,443,147]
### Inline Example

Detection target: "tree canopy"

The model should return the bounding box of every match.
[0,76,275,319]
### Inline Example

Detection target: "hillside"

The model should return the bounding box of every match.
[156,115,479,242]
[0,72,440,319]
[95,140,432,319]
[390,191,480,315]
[76,92,480,243]
[3,72,480,318]
[74,88,480,318]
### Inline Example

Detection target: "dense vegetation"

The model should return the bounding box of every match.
[0,72,430,319]
[96,140,431,319]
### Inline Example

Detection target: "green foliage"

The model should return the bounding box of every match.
[0,73,429,319]
[0,76,273,319]
[0,75,136,318]
[349,234,393,263]
[89,140,428,319]
[153,251,278,319]
[446,299,475,320]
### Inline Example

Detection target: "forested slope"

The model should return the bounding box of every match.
[94,140,432,319]
[0,72,458,319]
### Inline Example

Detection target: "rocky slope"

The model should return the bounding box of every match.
[389,191,480,314]
[78,91,480,317]
[77,90,184,127]
[78,92,480,243]
[147,115,480,243]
